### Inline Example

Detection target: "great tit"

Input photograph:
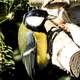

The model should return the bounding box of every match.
[18,9,49,79]
[43,1,80,78]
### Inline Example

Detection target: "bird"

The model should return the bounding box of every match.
[42,0,80,78]
[18,9,49,80]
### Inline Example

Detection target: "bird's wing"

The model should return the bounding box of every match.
[18,22,36,79]
[22,31,36,79]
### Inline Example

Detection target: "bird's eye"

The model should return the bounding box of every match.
[25,16,44,27]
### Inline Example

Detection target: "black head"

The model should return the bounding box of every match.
[25,9,48,18]
[23,9,48,32]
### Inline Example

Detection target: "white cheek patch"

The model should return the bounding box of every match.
[47,9,59,17]
[25,16,44,27]
[42,7,59,17]
[42,7,65,21]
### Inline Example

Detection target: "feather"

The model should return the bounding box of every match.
[33,32,48,69]
[18,22,36,79]
[65,23,80,47]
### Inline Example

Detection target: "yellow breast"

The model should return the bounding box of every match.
[33,32,48,67]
